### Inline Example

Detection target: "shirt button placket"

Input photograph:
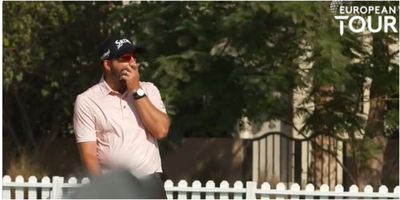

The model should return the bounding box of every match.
[122,97,128,118]
[120,96,126,136]
[120,96,125,117]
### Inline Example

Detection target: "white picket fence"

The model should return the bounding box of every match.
[2,175,400,199]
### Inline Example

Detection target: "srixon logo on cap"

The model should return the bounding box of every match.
[115,39,132,49]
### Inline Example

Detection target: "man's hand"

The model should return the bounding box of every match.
[120,62,140,93]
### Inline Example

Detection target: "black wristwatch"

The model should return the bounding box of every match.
[133,88,146,100]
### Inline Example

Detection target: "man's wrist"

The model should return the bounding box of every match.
[128,84,141,93]
[133,88,146,100]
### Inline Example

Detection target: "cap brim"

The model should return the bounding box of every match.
[133,46,146,54]
[115,45,146,58]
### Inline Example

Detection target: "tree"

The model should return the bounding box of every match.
[297,1,399,188]
[3,2,397,187]
[105,2,312,138]
[3,1,120,175]
[350,2,398,188]
[107,1,398,187]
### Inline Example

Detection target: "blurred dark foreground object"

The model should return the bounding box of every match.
[66,170,167,199]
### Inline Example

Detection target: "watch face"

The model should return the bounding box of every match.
[137,88,145,96]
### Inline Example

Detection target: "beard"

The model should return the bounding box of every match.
[105,63,128,93]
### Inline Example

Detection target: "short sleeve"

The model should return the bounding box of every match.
[73,95,97,143]
[146,83,167,114]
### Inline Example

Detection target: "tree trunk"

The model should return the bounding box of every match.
[357,81,388,189]
[311,135,338,188]
[310,85,338,188]
[13,88,37,148]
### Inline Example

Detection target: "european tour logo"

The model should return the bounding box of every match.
[334,5,399,36]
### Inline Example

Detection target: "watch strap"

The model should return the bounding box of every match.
[133,89,146,100]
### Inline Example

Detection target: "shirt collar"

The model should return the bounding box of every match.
[99,76,116,96]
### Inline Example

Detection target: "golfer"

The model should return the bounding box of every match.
[73,35,170,198]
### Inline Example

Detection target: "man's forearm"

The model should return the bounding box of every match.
[133,96,170,139]
[78,142,102,176]
[82,155,102,176]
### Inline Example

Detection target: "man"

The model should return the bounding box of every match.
[73,35,170,198]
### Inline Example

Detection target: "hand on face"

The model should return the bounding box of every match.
[119,59,140,93]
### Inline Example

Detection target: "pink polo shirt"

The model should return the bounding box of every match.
[73,78,166,177]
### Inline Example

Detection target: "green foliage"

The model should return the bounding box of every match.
[106,2,314,137]
[3,2,398,146]
[3,1,119,146]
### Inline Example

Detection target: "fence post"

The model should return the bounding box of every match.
[164,180,174,200]
[205,180,216,200]
[64,177,78,198]
[28,176,38,199]
[378,185,388,200]
[349,185,359,199]
[192,180,202,199]
[363,185,373,197]
[320,184,329,200]
[3,175,12,199]
[41,176,51,199]
[305,184,315,199]
[51,176,64,199]
[260,182,270,200]
[233,181,244,200]
[394,186,399,194]
[246,181,257,199]
[276,183,286,200]
[220,181,229,199]
[334,184,344,200]
[15,176,24,199]
[290,183,300,200]
[177,180,188,200]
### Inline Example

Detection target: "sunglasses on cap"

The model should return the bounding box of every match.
[116,53,135,62]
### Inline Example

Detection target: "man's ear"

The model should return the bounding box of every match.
[102,60,111,71]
